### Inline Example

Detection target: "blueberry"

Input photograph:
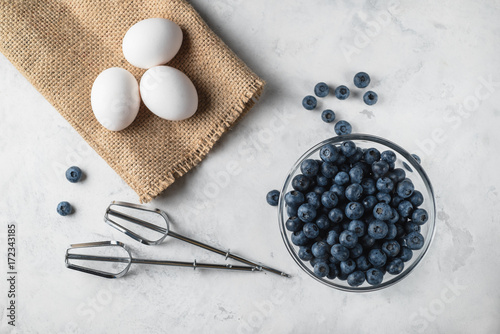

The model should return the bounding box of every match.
[391,195,404,208]
[321,191,339,209]
[313,262,330,277]
[340,141,356,157]
[372,161,389,178]
[310,257,325,267]
[392,168,406,183]
[300,159,320,177]
[397,179,415,198]
[381,240,401,257]
[66,166,82,183]
[313,215,328,230]
[287,206,298,217]
[286,216,303,232]
[353,161,371,175]
[376,177,394,193]
[367,220,389,239]
[412,154,421,164]
[409,190,424,207]
[297,203,317,223]
[368,249,387,267]
[302,95,317,110]
[340,259,356,275]
[291,231,309,246]
[406,231,425,250]
[334,85,350,100]
[412,208,429,225]
[349,167,364,184]
[373,203,392,221]
[348,220,365,237]
[320,164,337,180]
[266,190,280,206]
[335,154,347,165]
[328,208,344,224]
[298,246,314,261]
[386,258,404,275]
[398,200,414,218]
[362,195,378,211]
[292,175,313,192]
[356,255,372,271]
[399,246,413,262]
[376,192,391,205]
[330,244,350,261]
[385,223,397,240]
[326,230,340,246]
[363,91,378,105]
[345,184,363,202]
[380,150,396,164]
[350,243,363,259]
[361,178,376,195]
[345,202,364,220]
[366,268,384,285]
[57,201,73,216]
[404,222,421,234]
[388,209,400,224]
[320,144,339,163]
[306,192,321,209]
[312,241,330,258]
[360,235,376,248]
[321,109,336,123]
[347,271,366,287]
[364,148,380,164]
[334,120,352,135]
[329,184,346,202]
[303,223,320,239]
[348,148,364,164]
[285,190,305,208]
[353,72,371,88]
[327,263,340,279]
[339,230,358,249]
[314,82,330,97]
[334,171,350,186]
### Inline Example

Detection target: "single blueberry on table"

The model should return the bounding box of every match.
[376,177,394,193]
[298,203,317,223]
[345,202,365,220]
[320,162,338,178]
[376,192,391,205]
[315,215,330,230]
[353,72,371,88]
[356,255,372,271]
[328,208,344,224]
[412,208,429,225]
[349,166,364,184]
[373,202,392,221]
[366,268,384,285]
[348,220,366,237]
[334,120,352,136]
[398,200,414,218]
[399,246,413,262]
[330,244,350,261]
[339,230,359,249]
[368,248,387,268]
[286,216,303,232]
[363,91,378,105]
[381,240,401,257]
[345,183,363,202]
[312,241,331,258]
[302,95,317,110]
[372,160,390,178]
[368,219,389,239]
[341,140,357,157]
[362,195,378,211]
[66,166,82,183]
[298,246,314,261]
[326,229,340,245]
[397,179,415,198]
[406,231,425,250]
[380,150,397,164]
[349,243,363,258]
[320,144,339,163]
[285,190,305,208]
[300,159,320,178]
[340,259,356,275]
[266,190,280,206]
[57,201,73,216]
[305,192,321,209]
[409,190,424,207]
[321,191,339,209]
[313,262,330,278]
[361,178,377,195]
[364,148,381,165]
[335,85,350,100]
[386,258,404,275]
[321,109,336,123]
[303,223,320,239]
[291,231,309,246]
[314,82,330,97]
[334,171,350,186]
[347,271,366,287]
[292,174,313,192]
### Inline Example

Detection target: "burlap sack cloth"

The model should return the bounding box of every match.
[0,0,264,202]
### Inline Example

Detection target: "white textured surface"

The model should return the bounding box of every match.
[1,0,499,333]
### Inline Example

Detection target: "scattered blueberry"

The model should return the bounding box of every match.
[66,166,82,183]
[353,72,371,88]
[321,109,336,123]
[363,91,378,105]
[302,95,317,110]
[334,85,350,100]
[314,82,330,98]
[57,201,73,216]
[266,190,280,206]
[334,120,352,136]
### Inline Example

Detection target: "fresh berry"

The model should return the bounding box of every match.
[321,109,336,123]
[334,85,350,100]
[409,190,424,207]
[291,231,309,246]
[300,159,320,177]
[57,201,73,216]
[367,220,389,239]
[298,246,314,261]
[376,177,394,193]
[328,208,344,224]
[339,230,358,248]
[364,148,380,164]
[302,95,317,110]
[313,261,330,277]
[381,240,401,257]
[314,82,330,97]
[312,241,330,258]
[66,166,82,183]
[321,191,339,209]
[349,166,364,184]
[347,271,366,287]
[345,202,364,220]
[303,223,320,239]
[380,150,396,164]
[285,216,303,232]
[406,231,425,250]
[334,120,352,136]
[366,268,384,285]
[320,144,339,163]
[298,203,317,223]
[292,175,312,192]
[330,244,350,261]
[368,249,387,267]
[399,247,413,262]
[386,258,404,275]
[266,190,280,206]
[340,259,356,275]
[326,229,340,245]
[345,183,363,202]
[397,179,415,198]
[363,91,378,105]
[373,203,392,221]
[285,190,305,208]
[412,208,429,225]
[353,72,371,88]
[340,141,356,157]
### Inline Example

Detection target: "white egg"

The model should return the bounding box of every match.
[91,67,140,131]
[140,66,198,121]
[122,18,183,69]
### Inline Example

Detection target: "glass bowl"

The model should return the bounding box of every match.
[278,134,436,292]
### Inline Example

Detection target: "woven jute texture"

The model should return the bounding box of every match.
[0,0,264,202]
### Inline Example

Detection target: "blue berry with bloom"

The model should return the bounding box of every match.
[302,95,317,110]
[314,82,330,97]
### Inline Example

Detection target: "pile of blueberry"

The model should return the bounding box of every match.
[267,142,428,287]
[56,166,83,216]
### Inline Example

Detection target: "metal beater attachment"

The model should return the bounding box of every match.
[104,201,290,278]
[65,241,259,279]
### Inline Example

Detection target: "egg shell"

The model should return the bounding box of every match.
[140,66,198,121]
[91,67,140,131]
[122,18,183,69]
